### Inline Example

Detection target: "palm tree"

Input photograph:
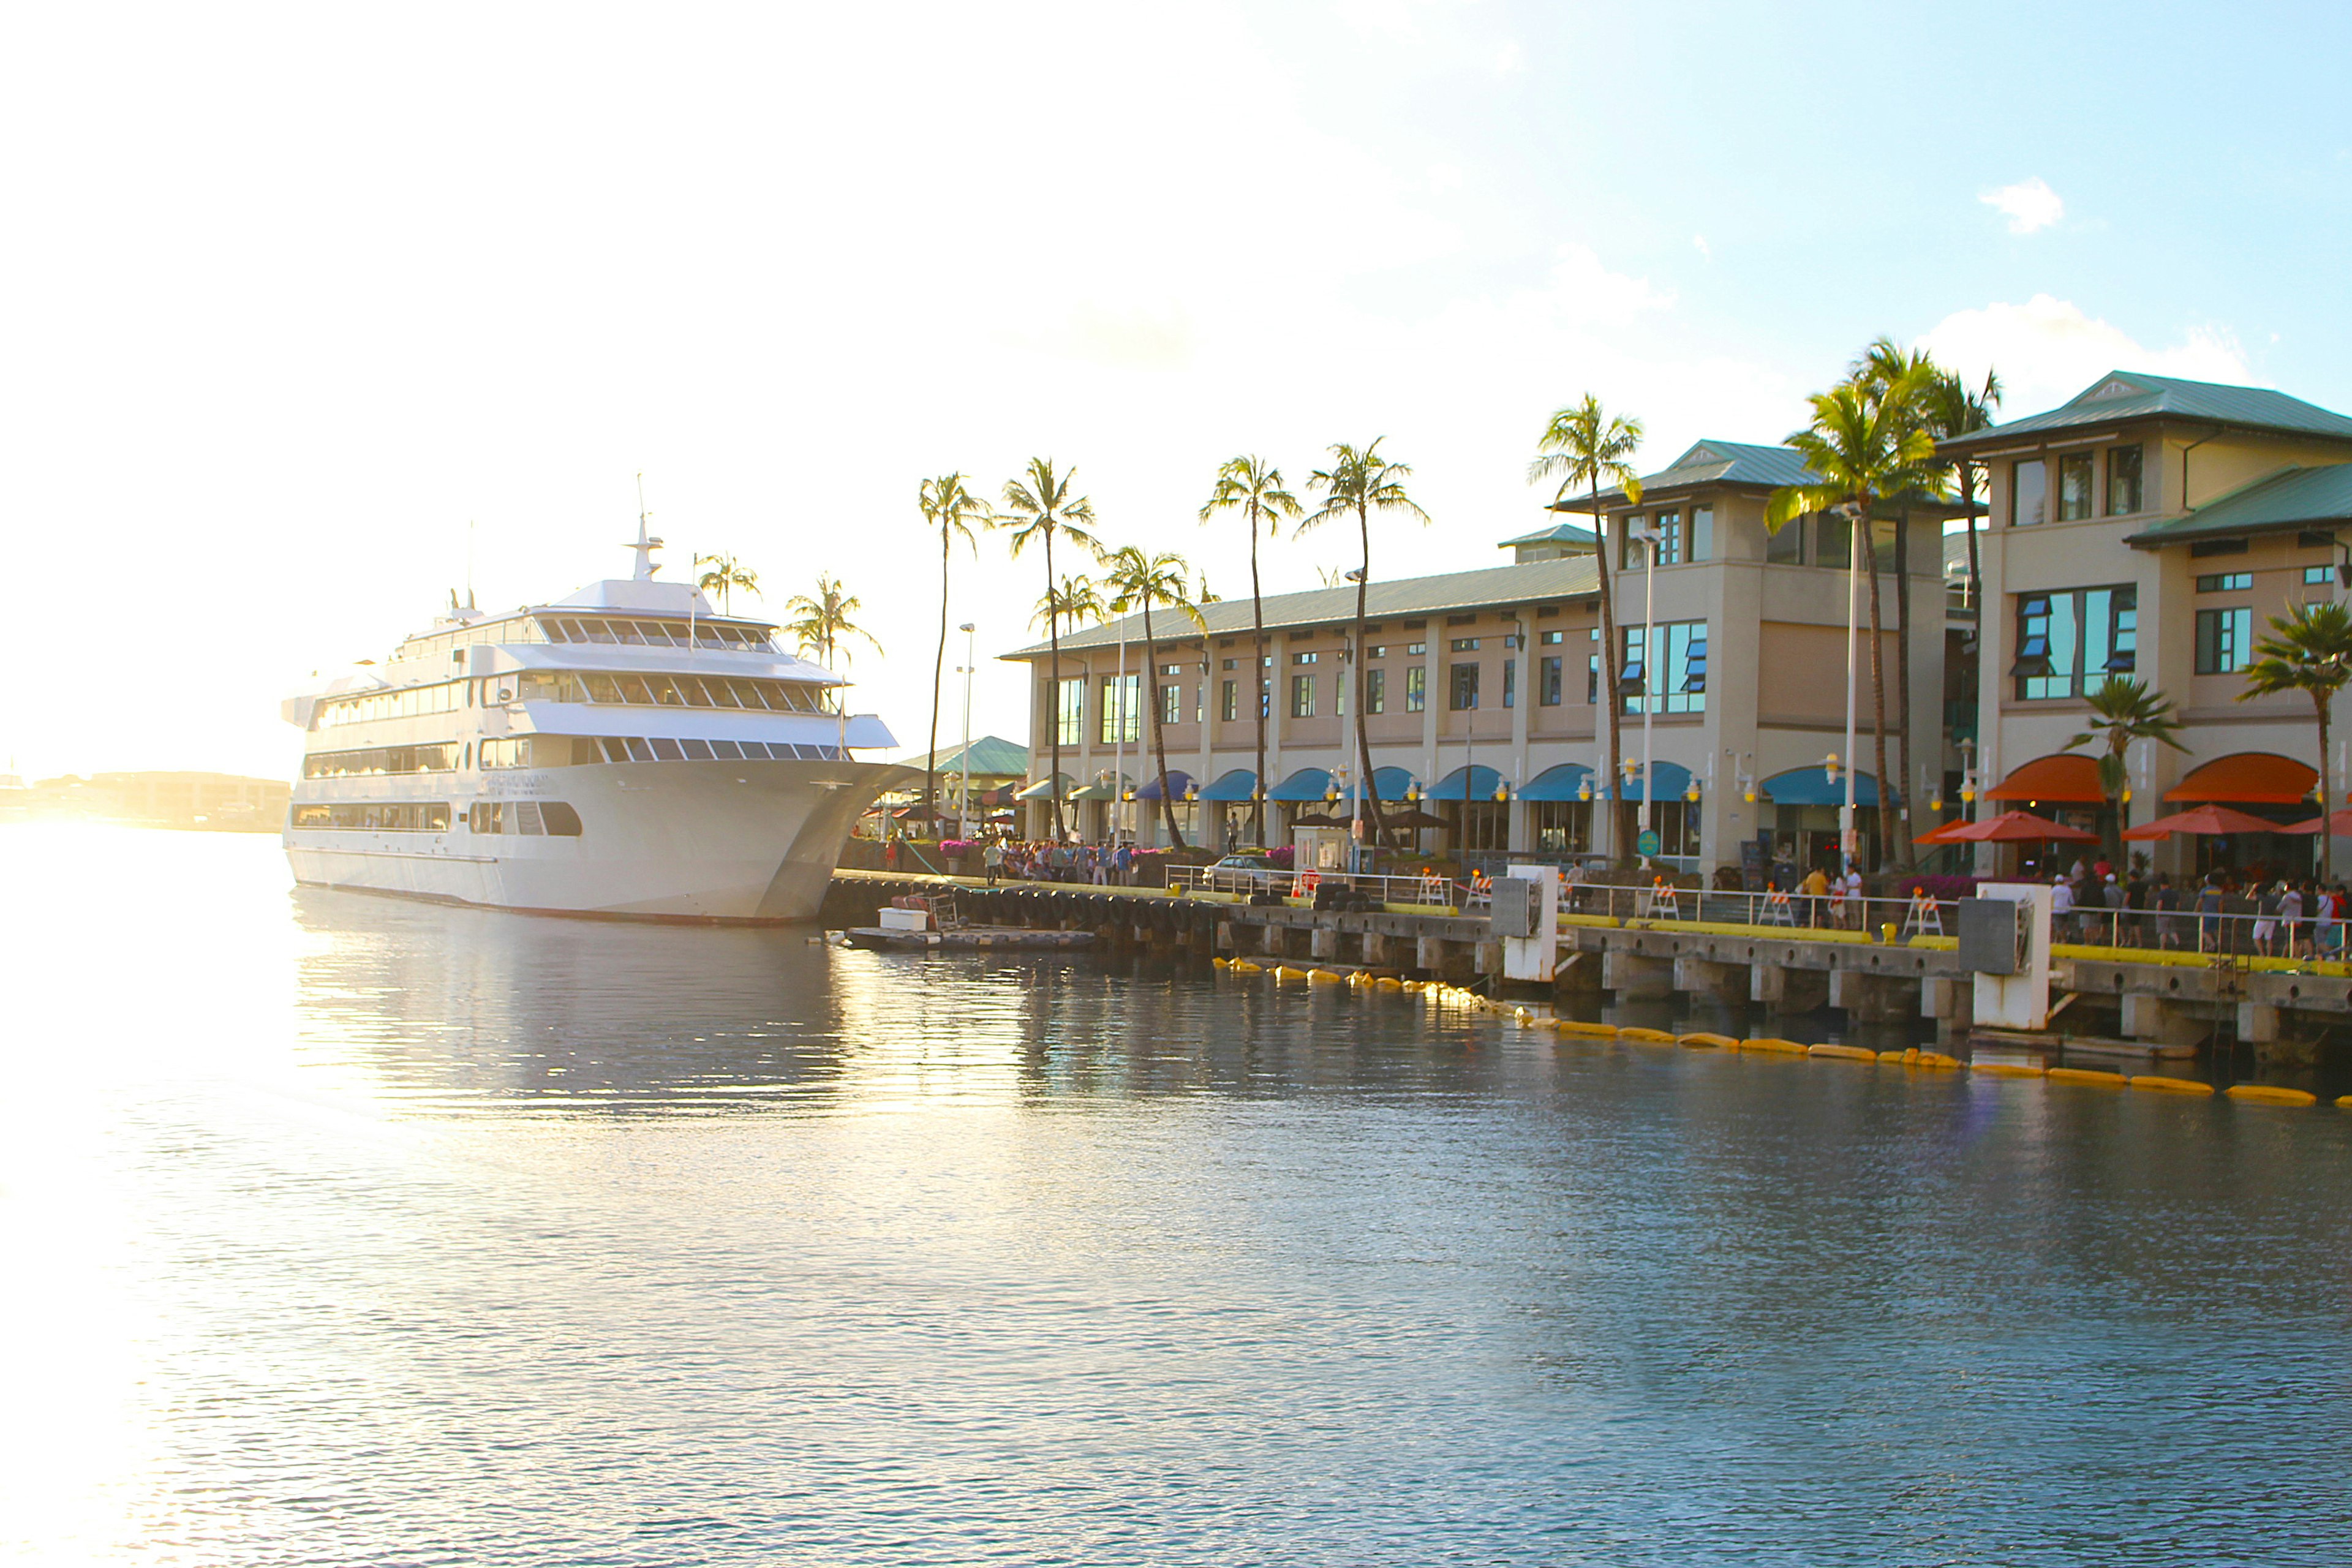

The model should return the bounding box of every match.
[1001,459,1099,840]
[918,473,991,827]
[783,573,881,669]
[1303,439,1429,838]
[1766,372,1937,869]
[1102,546,1208,850]
[1853,338,1943,865]
[1529,396,1644,859]
[1920,364,2003,612]
[1199,456,1300,846]
[2241,601,2352,881]
[2066,676,2188,867]
[693,552,760,614]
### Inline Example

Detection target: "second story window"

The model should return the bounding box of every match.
[1620,622,1707,715]
[2109,445,2144,514]
[2012,458,2049,527]
[1540,655,1563,706]
[1406,667,1427,712]
[2058,453,2095,521]
[1690,505,1714,561]
[1766,514,1805,564]
[1099,674,1140,744]
[1057,677,1085,747]
[1220,680,1237,722]
[1366,668,1387,714]
[2196,572,2252,593]
[2013,586,2136,698]
[1290,673,1317,718]
[1649,510,1684,566]
[1449,663,1480,710]
[2196,606,2253,675]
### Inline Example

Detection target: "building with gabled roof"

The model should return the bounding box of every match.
[1940,369,2352,872]
[1000,435,1958,878]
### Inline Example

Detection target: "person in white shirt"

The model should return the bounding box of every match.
[2051,873,2076,943]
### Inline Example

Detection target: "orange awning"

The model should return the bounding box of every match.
[2163,752,2317,804]
[1985,753,2104,804]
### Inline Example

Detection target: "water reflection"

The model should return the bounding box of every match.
[9,825,2352,1567]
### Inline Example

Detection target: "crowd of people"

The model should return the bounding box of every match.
[2044,856,2348,959]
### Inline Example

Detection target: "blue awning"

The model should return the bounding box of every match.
[1267,767,1333,802]
[1134,769,1193,801]
[1619,760,1694,803]
[1196,768,1259,802]
[1428,764,1504,801]
[1761,764,1893,807]
[1520,763,1595,802]
[1336,766,1415,802]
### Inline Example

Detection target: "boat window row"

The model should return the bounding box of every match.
[289,802,451,831]
[467,800,584,836]
[586,736,848,763]
[301,743,464,777]
[394,617,549,666]
[537,616,774,650]
[319,680,469,728]
[510,671,833,712]
[475,735,850,769]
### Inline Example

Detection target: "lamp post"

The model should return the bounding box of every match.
[956,621,976,840]
[1636,516,1660,856]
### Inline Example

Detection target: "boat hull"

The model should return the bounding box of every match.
[285,758,903,922]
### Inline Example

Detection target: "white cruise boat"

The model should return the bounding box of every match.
[281,529,905,921]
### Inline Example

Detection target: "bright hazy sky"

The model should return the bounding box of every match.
[7,1,2350,782]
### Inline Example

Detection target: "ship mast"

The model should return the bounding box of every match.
[628,473,664,581]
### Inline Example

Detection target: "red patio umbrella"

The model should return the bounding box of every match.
[1913,810,2098,845]
[2281,809,2352,835]
[2120,804,2285,840]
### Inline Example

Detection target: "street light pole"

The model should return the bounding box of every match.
[957,621,976,840]
[1640,518,1659,862]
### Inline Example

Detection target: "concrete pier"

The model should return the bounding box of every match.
[823,870,2352,1058]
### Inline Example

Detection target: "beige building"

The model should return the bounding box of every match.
[1945,370,2352,875]
[1005,439,1954,875]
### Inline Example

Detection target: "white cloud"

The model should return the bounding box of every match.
[1918,295,2252,416]
[1493,40,1524,74]
[1692,233,1711,261]
[1979,176,2064,234]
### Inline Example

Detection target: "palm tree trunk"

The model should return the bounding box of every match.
[2319,694,2334,884]
[1044,527,1065,841]
[1864,521,1891,872]
[1354,503,1385,835]
[925,526,948,829]
[1893,505,1914,869]
[1591,479,1629,862]
[1250,503,1268,850]
[1142,598,1186,851]
[1961,459,1983,611]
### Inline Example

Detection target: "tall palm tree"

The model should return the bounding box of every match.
[1031,573,1104,831]
[1853,338,1943,865]
[1199,456,1300,846]
[1529,396,1644,859]
[1920,364,2004,612]
[1102,546,1208,849]
[1766,373,1937,869]
[693,552,760,614]
[2066,675,2188,868]
[918,473,991,827]
[1303,439,1428,837]
[1001,459,1099,840]
[2241,601,2352,881]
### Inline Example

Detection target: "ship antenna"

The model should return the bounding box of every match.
[630,473,664,581]
[465,518,477,612]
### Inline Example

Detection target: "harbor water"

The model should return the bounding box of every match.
[5,823,2351,1566]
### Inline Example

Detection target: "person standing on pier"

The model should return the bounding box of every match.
[983,838,1004,886]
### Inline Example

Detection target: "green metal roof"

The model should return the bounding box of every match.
[2125,461,2352,546]
[899,734,1031,775]
[1943,370,2352,451]
[1002,554,1600,659]
[1550,439,1822,511]
[1497,521,1598,549]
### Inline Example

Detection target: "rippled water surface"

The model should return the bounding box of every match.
[6,823,2352,1566]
